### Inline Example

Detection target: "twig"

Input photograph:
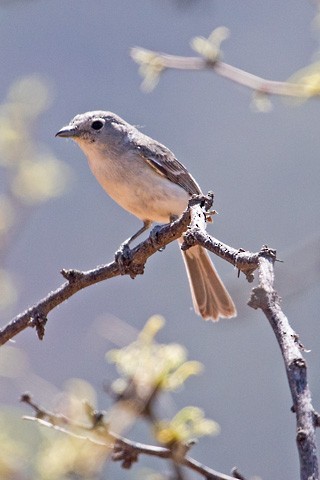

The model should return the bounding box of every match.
[0,194,262,346]
[248,251,319,480]
[230,468,247,480]
[114,437,239,480]
[131,48,306,98]
[181,197,259,282]
[21,394,244,480]
[0,204,191,345]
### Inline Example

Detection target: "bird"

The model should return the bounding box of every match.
[56,111,236,321]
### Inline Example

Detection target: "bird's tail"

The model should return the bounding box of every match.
[179,242,236,321]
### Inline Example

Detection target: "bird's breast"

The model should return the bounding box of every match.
[82,144,190,223]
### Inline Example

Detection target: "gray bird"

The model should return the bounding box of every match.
[56,111,236,321]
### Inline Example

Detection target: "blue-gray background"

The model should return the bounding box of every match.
[1,1,320,479]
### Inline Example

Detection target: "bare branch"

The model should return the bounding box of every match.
[248,252,319,480]
[181,197,259,282]
[0,203,192,345]
[0,193,262,346]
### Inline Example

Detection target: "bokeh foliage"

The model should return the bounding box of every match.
[0,76,72,310]
[0,317,218,479]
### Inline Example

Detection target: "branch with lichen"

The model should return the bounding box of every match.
[131,27,320,109]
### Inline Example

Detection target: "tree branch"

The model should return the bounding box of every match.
[181,196,259,282]
[113,437,244,480]
[248,251,319,480]
[0,193,261,346]
[14,201,319,478]
[21,394,245,480]
[131,48,306,98]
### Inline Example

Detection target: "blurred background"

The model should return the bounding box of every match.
[1,1,320,479]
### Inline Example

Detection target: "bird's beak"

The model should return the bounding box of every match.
[55,125,78,138]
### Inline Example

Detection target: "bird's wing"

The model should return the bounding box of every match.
[133,135,201,196]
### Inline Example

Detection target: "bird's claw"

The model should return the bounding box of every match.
[115,242,133,275]
[115,242,145,278]
[149,225,166,252]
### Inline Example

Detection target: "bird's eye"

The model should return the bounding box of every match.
[91,120,104,131]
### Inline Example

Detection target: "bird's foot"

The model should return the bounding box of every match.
[115,241,145,278]
[149,224,166,252]
[115,241,133,275]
